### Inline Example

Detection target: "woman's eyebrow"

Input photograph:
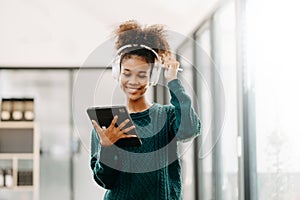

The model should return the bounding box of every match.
[138,71,147,74]
[122,68,148,73]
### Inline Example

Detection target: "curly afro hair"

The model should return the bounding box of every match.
[113,20,171,63]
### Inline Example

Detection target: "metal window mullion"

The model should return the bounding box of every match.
[210,16,223,200]
[192,33,201,200]
[235,0,245,198]
[235,0,258,199]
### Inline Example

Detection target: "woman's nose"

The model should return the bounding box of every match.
[128,75,139,84]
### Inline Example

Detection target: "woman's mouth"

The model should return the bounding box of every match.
[127,87,140,94]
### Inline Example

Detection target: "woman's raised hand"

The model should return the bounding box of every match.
[92,115,137,146]
[163,56,180,83]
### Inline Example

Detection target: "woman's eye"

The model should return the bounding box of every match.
[138,75,147,78]
[122,73,131,77]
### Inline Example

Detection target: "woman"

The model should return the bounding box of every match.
[90,20,201,200]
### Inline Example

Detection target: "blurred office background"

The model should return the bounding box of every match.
[0,0,300,199]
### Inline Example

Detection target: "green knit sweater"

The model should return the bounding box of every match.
[90,79,201,200]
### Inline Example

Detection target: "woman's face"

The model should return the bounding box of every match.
[119,55,151,101]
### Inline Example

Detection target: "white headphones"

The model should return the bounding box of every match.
[111,44,163,86]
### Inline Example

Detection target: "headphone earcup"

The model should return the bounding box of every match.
[149,62,162,86]
[112,55,120,81]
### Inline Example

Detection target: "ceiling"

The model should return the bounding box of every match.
[0,0,219,67]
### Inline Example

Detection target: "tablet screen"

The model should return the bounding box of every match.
[87,106,142,147]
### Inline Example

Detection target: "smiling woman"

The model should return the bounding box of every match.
[89,20,201,200]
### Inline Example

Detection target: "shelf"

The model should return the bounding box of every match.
[0,154,34,159]
[0,186,34,191]
[0,121,34,129]
[0,120,39,200]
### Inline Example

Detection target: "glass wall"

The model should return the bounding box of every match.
[195,23,214,200]
[0,69,108,200]
[246,0,300,199]
[213,2,239,199]
[0,70,72,200]
[177,1,239,199]
[177,39,196,200]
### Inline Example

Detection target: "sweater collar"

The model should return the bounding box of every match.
[130,102,158,119]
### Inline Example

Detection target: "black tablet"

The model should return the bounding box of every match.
[87,105,142,147]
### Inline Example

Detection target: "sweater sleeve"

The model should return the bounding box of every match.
[90,129,120,189]
[167,79,201,141]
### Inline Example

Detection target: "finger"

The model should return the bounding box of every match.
[165,60,178,68]
[168,59,179,66]
[171,63,179,70]
[164,54,173,61]
[118,119,130,130]
[92,120,104,136]
[120,133,138,139]
[164,63,172,70]
[92,120,101,131]
[108,115,118,129]
[168,61,179,71]
[122,125,136,133]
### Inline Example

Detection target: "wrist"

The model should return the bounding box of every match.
[166,77,177,83]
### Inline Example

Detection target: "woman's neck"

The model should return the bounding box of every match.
[127,97,152,113]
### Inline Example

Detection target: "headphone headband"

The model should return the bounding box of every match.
[115,44,162,63]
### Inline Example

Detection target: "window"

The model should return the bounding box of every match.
[213,2,239,199]
[246,0,300,199]
[195,22,214,200]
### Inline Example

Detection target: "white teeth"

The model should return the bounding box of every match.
[128,88,138,93]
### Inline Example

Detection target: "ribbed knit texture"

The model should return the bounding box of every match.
[90,79,201,200]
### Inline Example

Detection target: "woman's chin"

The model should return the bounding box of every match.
[126,93,142,101]
[128,95,139,101]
